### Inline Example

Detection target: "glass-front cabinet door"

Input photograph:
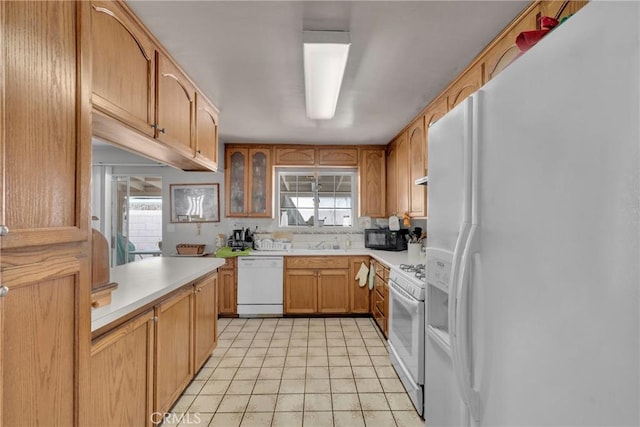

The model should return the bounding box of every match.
[225,146,272,218]
[227,148,247,215]
[249,148,271,217]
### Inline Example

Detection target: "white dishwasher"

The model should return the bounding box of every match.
[237,256,284,316]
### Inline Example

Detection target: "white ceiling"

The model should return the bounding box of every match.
[128,1,529,145]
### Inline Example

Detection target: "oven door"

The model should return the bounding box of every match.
[388,281,425,384]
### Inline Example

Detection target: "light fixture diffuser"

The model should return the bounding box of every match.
[303,31,350,120]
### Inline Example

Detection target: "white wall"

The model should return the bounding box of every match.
[93,141,427,256]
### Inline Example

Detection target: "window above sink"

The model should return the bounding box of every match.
[276,168,356,230]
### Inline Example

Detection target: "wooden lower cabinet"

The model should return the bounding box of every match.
[317,269,350,313]
[155,287,193,415]
[194,273,218,371]
[370,260,390,337]
[90,273,219,423]
[349,256,371,314]
[218,257,237,316]
[284,269,318,314]
[284,256,368,315]
[90,311,155,427]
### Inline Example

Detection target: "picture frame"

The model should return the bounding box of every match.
[170,183,220,223]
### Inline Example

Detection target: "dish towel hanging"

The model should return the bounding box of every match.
[355,262,369,287]
[368,261,376,290]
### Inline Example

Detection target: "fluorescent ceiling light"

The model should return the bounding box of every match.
[303,31,350,120]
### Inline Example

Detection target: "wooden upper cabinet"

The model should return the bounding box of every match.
[195,94,219,171]
[540,1,588,23]
[3,1,91,249]
[155,52,195,158]
[408,116,426,217]
[481,4,539,83]
[395,132,410,215]
[360,148,386,218]
[91,1,155,136]
[225,146,272,218]
[275,146,316,166]
[386,142,398,216]
[273,146,358,166]
[318,147,359,166]
[447,62,483,110]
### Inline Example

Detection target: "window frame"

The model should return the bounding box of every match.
[276,167,358,230]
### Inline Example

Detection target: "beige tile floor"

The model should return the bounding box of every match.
[165,317,424,427]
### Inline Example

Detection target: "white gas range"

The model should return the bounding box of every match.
[388,263,426,416]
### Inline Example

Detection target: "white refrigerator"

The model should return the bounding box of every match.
[425,2,639,426]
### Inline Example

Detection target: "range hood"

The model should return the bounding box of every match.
[415,176,428,185]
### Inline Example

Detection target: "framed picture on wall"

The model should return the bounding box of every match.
[170,183,220,223]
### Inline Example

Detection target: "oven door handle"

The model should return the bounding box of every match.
[389,282,421,313]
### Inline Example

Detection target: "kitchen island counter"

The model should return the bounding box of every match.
[92,256,224,334]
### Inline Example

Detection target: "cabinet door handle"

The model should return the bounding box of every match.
[150,124,166,134]
[152,316,158,323]
[0,286,9,297]
[0,225,8,236]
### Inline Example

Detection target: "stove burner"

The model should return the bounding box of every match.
[399,263,426,280]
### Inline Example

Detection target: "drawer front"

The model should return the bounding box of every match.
[286,256,349,269]
[374,275,386,292]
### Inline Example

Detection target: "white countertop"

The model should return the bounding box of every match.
[92,257,225,332]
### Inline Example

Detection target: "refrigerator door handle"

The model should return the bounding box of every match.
[454,224,481,421]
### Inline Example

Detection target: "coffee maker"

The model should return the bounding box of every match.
[228,227,253,251]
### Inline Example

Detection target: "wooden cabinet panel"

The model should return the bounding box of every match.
[349,256,371,314]
[423,97,448,218]
[1,3,92,425]
[155,288,193,414]
[90,311,154,427]
[481,5,539,84]
[447,62,483,110]
[540,1,588,23]
[284,269,317,314]
[286,256,350,270]
[218,259,237,316]
[395,132,410,215]
[3,0,90,249]
[155,52,195,158]
[274,146,316,165]
[318,147,359,166]
[225,146,272,218]
[360,148,386,218]
[317,269,350,313]
[2,259,87,426]
[408,116,427,217]
[194,273,218,371]
[91,1,155,137]
[195,94,219,171]
[386,142,398,216]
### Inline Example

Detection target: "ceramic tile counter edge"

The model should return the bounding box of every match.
[91,257,225,332]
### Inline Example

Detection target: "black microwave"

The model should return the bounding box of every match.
[364,228,408,251]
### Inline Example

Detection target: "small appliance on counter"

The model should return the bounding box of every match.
[228,227,254,251]
[364,228,408,251]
